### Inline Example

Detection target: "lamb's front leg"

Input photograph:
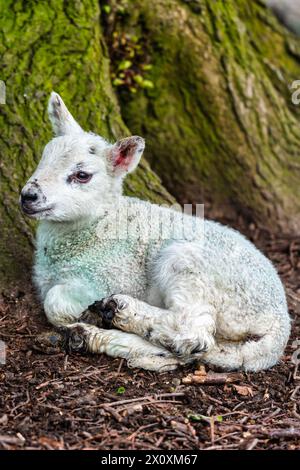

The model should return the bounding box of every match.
[43,282,180,371]
[43,279,98,327]
[88,294,216,360]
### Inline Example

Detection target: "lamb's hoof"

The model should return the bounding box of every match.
[79,309,103,328]
[88,295,125,329]
[33,330,65,354]
[63,325,87,353]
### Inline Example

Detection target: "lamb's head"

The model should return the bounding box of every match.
[20,92,145,222]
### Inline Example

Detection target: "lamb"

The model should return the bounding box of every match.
[20,92,291,372]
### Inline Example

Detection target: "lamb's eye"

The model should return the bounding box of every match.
[73,171,92,183]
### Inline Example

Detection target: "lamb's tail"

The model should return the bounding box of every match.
[202,316,291,372]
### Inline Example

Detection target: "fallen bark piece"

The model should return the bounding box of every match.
[182,372,243,385]
[233,384,254,396]
[194,365,207,376]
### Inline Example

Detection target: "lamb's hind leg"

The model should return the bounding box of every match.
[65,323,180,371]
[89,294,216,361]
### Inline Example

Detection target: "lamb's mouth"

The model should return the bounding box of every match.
[22,205,54,217]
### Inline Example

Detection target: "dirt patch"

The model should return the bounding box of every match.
[0,227,299,450]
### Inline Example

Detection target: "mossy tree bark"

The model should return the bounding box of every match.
[0,0,173,288]
[104,0,300,233]
[1,0,300,288]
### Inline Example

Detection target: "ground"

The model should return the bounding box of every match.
[0,221,300,450]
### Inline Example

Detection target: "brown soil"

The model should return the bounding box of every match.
[0,223,299,450]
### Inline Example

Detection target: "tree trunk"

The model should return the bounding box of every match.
[2,0,300,288]
[104,0,300,234]
[0,0,174,288]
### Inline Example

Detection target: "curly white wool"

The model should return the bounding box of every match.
[22,92,290,372]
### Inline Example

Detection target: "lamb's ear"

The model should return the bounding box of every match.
[108,136,145,177]
[48,92,84,136]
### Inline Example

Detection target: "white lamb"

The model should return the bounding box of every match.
[20,92,290,372]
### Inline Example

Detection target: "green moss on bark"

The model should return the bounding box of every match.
[0,0,173,287]
[104,0,300,234]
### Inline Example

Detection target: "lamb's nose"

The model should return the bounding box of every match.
[21,191,38,204]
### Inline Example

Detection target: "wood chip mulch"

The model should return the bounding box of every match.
[0,226,299,450]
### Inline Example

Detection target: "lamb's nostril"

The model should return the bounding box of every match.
[21,192,38,204]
